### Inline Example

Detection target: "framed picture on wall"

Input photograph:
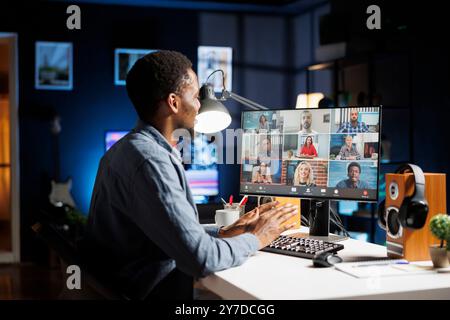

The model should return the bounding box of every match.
[114,48,156,85]
[35,41,73,90]
[197,46,232,93]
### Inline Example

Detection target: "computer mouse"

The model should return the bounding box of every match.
[313,252,343,268]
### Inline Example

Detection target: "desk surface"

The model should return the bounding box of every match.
[199,228,450,300]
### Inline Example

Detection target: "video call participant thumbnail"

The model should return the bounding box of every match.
[336,162,370,189]
[242,111,275,133]
[338,135,361,160]
[293,161,316,187]
[251,162,272,184]
[299,110,318,134]
[258,114,270,131]
[337,108,369,133]
[299,136,318,158]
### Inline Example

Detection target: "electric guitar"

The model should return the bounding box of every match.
[48,115,77,208]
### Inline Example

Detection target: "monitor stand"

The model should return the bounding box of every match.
[292,199,348,242]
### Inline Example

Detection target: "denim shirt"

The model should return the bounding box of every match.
[84,120,259,299]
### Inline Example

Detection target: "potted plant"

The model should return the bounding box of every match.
[429,214,450,268]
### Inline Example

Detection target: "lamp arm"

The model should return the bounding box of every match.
[222,90,269,110]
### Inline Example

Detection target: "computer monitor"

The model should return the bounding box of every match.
[240,107,382,240]
[104,130,219,203]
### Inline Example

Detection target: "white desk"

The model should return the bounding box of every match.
[199,228,450,299]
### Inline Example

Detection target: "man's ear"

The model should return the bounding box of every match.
[166,93,180,114]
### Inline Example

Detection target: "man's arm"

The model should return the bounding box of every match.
[128,159,259,278]
[203,225,221,237]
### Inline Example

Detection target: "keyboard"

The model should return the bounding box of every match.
[261,235,344,259]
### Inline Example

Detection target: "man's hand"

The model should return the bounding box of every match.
[250,204,298,249]
[218,201,280,238]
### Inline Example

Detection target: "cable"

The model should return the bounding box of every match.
[306,200,350,237]
[301,215,310,227]
[330,214,350,237]
[329,202,350,237]
[330,211,349,236]
[329,204,344,225]
[331,219,350,237]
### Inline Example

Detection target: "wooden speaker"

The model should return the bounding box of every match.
[385,172,446,261]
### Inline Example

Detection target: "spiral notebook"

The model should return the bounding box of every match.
[335,259,437,278]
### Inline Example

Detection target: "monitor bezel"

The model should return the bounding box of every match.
[239,106,382,203]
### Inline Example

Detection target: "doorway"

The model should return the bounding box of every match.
[0,33,20,263]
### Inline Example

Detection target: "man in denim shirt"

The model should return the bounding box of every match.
[337,109,369,133]
[84,51,297,300]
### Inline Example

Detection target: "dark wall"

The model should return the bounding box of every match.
[1,1,198,262]
[329,0,450,204]
[2,0,450,261]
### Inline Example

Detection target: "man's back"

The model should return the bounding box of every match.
[84,124,182,299]
[83,121,259,299]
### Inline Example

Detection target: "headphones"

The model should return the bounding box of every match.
[378,164,429,238]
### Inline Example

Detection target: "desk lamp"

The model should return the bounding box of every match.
[195,69,269,134]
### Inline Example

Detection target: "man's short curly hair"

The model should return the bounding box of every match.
[126,50,193,121]
[347,161,361,173]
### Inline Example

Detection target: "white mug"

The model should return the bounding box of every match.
[215,209,240,227]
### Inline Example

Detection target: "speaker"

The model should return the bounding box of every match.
[383,167,446,261]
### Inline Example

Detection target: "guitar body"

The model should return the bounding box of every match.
[49,179,76,208]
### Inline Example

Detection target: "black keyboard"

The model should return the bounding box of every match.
[261,235,344,259]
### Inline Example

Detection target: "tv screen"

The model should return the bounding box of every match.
[105,131,128,151]
[184,135,219,202]
[105,131,219,203]
[240,106,381,202]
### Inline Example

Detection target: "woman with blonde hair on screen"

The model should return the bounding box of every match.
[293,161,316,187]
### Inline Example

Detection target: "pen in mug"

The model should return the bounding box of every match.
[239,195,248,206]
[220,198,227,205]
[229,195,233,205]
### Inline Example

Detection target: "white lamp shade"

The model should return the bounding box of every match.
[195,110,232,134]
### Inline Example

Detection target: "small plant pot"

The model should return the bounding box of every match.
[429,245,449,268]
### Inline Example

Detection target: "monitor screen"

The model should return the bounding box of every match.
[105,131,128,151]
[240,107,381,202]
[184,135,219,200]
[105,130,219,202]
